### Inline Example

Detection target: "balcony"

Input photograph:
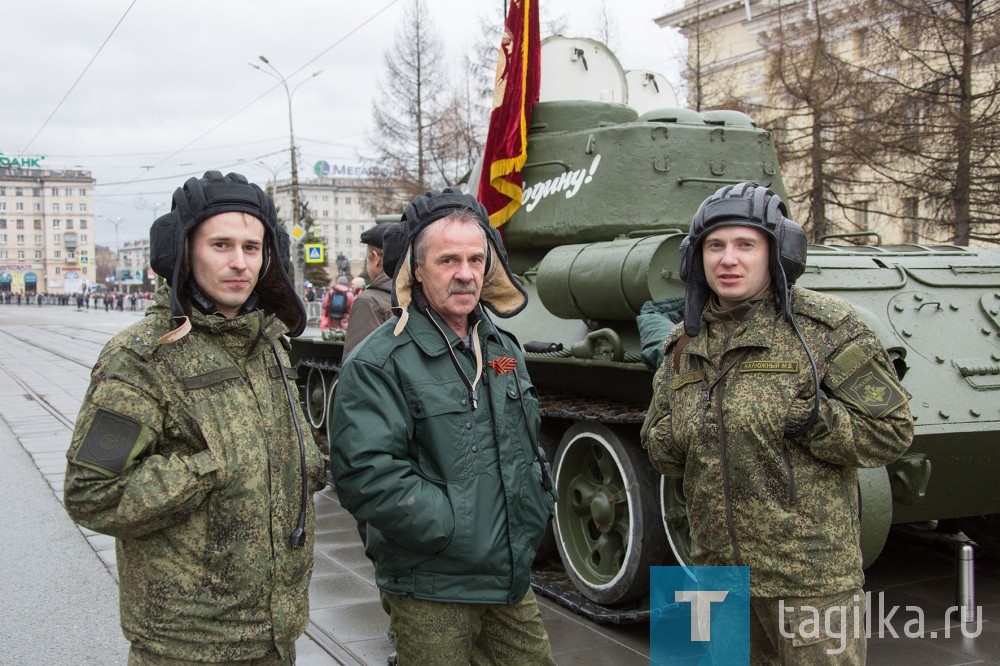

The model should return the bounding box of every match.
[63,232,78,250]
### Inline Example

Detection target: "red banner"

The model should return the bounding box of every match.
[477,0,540,228]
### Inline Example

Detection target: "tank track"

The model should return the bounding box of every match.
[539,393,647,424]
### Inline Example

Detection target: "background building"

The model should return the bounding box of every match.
[656,0,1000,246]
[268,174,389,284]
[0,165,97,295]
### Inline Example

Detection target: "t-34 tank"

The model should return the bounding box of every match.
[289,38,1000,623]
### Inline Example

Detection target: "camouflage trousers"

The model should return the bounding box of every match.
[128,644,295,666]
[380,589,556,666]
[750,587,867,665]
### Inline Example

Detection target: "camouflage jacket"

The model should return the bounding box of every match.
[64,288,327,661]
[641,287,913,597]
[330,304,556,605]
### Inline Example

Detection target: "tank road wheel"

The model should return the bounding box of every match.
[858,466,892,568]
[660,476,694,569]
[305,366,328,430]
[553,422,666,605]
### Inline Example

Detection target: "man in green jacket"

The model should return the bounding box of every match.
[641,182,913,664]
[330,188,557,665]
[64,171,328,664]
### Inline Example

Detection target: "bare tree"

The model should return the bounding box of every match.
[853,0,1000,244]
[754,1,883,242]
[592,0,620,54]
[364,0,450,212]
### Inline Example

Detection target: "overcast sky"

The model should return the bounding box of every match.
[4,0,684,247]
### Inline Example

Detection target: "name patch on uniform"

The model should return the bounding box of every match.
[671,370,705,390]
[74,408,142,476]
[738,361,799,373]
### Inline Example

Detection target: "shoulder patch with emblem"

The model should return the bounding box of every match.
[74,409,142,475]
[833,359,908,418]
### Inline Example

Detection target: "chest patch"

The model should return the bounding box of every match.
[738,360,800,373]
[671,370,705,390]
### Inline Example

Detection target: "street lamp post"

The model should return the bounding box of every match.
[250,56,322,297]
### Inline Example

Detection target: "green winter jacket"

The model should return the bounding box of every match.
[64,289,327,662]
[641,286,913,597]
[330,304,556,605]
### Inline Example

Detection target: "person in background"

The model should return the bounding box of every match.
[640,182,913,663]
[320,275,354,332]
[63,171,327,665]
[330,188,557,664]
[342,221,402,358]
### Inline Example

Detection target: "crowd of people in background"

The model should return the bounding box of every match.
[0,290,156,311]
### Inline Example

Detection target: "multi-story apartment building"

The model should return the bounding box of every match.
[0,164,97,295]
[117,238,152,292]
[268,174,387,281]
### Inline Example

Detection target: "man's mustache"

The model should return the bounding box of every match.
[448,280,478,295]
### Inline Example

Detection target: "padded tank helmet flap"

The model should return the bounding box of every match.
[679,181,807,336]
[391,187,527,335]
[149,171,306,338]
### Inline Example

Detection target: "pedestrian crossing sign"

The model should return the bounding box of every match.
[79,255,90,265]
[305,244,325,264]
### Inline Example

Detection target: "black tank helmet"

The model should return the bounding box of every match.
[149,171,306,339]
[679,181,807,336]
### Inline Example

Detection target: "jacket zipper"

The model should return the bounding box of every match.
[781,438,798,505]
[713,379,745,566]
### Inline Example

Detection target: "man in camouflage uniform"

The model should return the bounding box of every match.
[641,182,913,664]
[64,171,327,665]
[330,188,557,665]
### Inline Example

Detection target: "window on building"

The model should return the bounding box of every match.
[16,234,25,243]
[54,233,62,243]
[0,203,5,211]
[17,250,24,259]
[902,197,919,243]
[0,234,5,243]
[346,197,352,205]
[80,219,88,229]
[33,219,41,230]
[64,188,73,196]
[79,188,87,196]
[34,235,43,244]
[0,220,5,229]
[82,267,88,275]
[0,187,5,195]
[54,250,62,259]
[51,187,60,196]
[80,234,88,243]
[15,202,24,212]
[55,267,61,274]
[854,200,871,231]
[346,224,352,233]
[52,219,61,229]
[16,220,24,230]
[52,203,60,212]
[80,203,87,212]
[15,187,23,196]
[32,188,42,197]
[323,210,329,217]
[0,251,6,259]
[66,203,74,212]
[35,251,42,259]
[33,203,41,212]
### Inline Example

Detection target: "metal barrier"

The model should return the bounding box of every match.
[306,301,323,325]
